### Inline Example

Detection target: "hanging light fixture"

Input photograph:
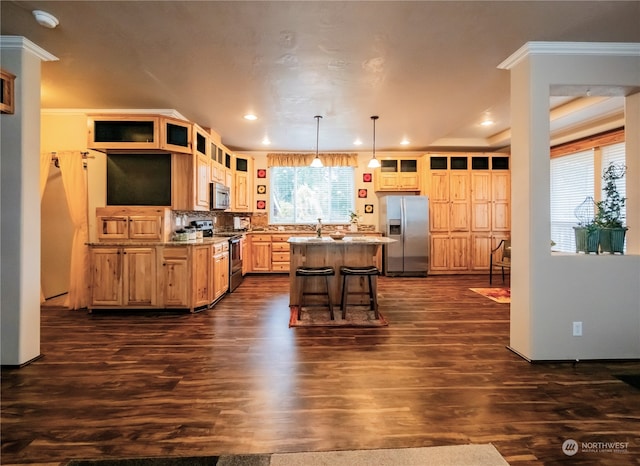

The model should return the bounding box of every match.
[368,115,381,168]
[310,115,323,167]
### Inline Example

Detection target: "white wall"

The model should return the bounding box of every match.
[0,37,56,365]
[504,43,640,361]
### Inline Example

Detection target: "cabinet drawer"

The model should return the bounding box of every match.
[213,242,229,253]
[271,234,291,242]
[271,252,290,262]
[271,262,290,271]
[162,247,188,259]
[272,242,290,252]
[251,235,271,242]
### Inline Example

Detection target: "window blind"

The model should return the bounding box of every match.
[550,150,594,252]
[270,166,355,224]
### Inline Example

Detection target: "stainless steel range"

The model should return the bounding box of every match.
[191,221,244,293]
[213,232,244,292]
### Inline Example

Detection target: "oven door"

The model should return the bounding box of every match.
[229,237,243,292]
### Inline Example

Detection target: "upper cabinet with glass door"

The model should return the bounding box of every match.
[374,156,422,191]
[88,115,160,151]
[160,117,192,154]
[88,114,193,154]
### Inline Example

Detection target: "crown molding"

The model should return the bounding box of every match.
[498,42,640,70]
[41,108,188,120]
[0,35,58,62]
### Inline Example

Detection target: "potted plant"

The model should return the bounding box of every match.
[595,162,627,254]
[573,196,599,254]
[349,210,360,232]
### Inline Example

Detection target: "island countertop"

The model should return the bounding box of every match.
[287,236,395,244]
[288,236,393,308]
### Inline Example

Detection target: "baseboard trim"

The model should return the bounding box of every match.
[1,353,44,369]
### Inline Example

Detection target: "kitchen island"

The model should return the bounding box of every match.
[288,236,395,309]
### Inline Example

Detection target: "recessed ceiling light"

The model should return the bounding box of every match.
[262,136,271,145]
[33,10,59,29]
[244,114,257,121]
[353,138,363,146]
[400,139,410,145]
[480,119,494,126]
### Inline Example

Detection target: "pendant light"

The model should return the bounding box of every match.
[367,115,381,168]
[310,115,323,167]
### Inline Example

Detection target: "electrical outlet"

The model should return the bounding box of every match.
[573,321,583,337]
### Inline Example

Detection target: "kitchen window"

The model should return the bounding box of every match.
[270,166,355,224]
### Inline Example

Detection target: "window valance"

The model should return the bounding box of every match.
[267,153,358,168]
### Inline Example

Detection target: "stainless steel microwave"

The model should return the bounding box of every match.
[210,182,230,210]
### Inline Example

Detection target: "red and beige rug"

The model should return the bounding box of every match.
[289,306,388,327]
[470,288,510,304]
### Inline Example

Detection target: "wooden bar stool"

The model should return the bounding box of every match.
[339,265,380,319]
[295,266,335,319]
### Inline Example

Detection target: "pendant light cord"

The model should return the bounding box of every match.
[315,115,322,157]
[372,115,378,158]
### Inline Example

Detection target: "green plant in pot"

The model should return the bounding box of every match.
[573,196,599,254]
[595,162,627,254]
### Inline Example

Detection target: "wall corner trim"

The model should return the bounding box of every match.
[0,35,58,61]
[498,41,640,70]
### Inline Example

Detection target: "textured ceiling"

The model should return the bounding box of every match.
[2,1,639,152]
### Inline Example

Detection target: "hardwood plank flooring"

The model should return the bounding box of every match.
[2,275,639,465]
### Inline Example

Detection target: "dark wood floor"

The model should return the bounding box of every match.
[2,275,639,466]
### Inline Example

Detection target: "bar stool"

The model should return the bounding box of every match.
[295,266,336,319]
[339,265,380,319]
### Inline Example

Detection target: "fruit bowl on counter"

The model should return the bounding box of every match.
[329,231,346,240]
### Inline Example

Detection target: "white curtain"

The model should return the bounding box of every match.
[39,152,52,303]
[57,152,90,310]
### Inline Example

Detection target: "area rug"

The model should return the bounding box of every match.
[66,444,509,466]
[470,287,510,304]
[289,305,388,327]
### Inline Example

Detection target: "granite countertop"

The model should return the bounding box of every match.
[248,230,382,235]
[288,236,395,244]
[88,237,230,247]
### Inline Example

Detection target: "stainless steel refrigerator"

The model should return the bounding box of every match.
[380,195,429,276]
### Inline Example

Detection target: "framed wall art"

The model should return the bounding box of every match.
[0,69,16,115]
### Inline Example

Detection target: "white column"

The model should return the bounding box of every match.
[1,36,57,366]
[499,42,640,361]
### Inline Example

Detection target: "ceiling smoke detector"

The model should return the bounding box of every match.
[33,10,59,29]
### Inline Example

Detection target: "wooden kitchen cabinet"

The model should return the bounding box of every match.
[160,247,190,308]
[89,246,157,308]
[96,207,169,242]
[426,153,510,274]
[212,242,229,301]
[192,244,212,309]
[270,234,291,271]
[374,157,421,191]
[195,154,211,210]
[249,235,272,272]
[160,117,192,154]
[429,234,469,272]
[87,115,160,151]
[89,247,122,306]
[231,155,254,212]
